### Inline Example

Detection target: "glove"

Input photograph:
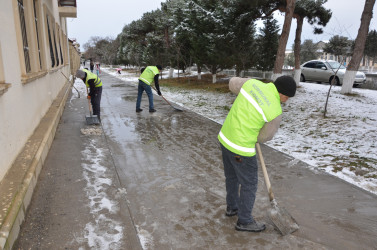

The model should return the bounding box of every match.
[87,95,91,99]
[157,90,162,96]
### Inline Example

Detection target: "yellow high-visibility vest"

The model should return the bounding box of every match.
[218,79,282,157]
[139,66,159,85]
[83,69,102,87]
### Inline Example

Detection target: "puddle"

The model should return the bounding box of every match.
[122,95,137,101]
[81,127,103,135]
[111,84,126,87]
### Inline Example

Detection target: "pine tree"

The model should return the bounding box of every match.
[364,30,377,67]
[300,39,319,63]
[255,16,280,72]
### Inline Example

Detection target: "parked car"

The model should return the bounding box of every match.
[300,60,366,87]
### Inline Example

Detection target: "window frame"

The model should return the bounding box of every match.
[45,12,56,68]
[0,43,11,95]
[13,0,48,84]
[43,4,63,71]
[17,0,32,73]
[56,24,63,66]
[32,0,44,70]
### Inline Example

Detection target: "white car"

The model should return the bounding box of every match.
[300,60,366,87]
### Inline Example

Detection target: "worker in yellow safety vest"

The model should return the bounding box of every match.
[136,65,162,113]
[218,75,296,232]
[76,69,103,121]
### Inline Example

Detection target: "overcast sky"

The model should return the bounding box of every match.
[67,0,163,47]
[67,0,377,50]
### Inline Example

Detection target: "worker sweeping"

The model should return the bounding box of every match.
[136,65,162,113]
[218,75,296,232]
[76,69,103,122]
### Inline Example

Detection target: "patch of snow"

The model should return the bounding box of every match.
[80,138,124,249]
[136,225,154,250]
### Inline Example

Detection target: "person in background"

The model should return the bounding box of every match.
[95,63,100,76]
[218,75,296,232]
[136,65,162,113]
[76,69,103,121]
[90,59,94,73]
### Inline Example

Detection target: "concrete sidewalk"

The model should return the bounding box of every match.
[3,72,377,249]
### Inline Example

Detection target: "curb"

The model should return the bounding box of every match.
[0,82,71,250]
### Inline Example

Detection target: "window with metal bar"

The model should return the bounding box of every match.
[58,28,63,65]
[33,0,42,70]
[52,22,59,66]
[46,14,55,67]
[17,0,31,73]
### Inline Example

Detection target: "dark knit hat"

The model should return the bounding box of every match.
[273,75,296,97]
[156,65,162,70]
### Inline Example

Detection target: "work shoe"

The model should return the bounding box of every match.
[235,220,266,232]
[225,206,238,217]
[149,109,156,113]
[136,108,143,112]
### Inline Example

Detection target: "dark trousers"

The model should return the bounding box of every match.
[136,80,154,110]
[91,86,102,120]
[221,144,259,224]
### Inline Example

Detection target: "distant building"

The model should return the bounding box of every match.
[316,41,376,71]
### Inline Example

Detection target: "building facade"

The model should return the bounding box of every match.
[0,0,78,181]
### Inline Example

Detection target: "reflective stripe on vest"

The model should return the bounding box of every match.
[219,131,255,154]
[218,79,282,157]
[83,69,102,87]
[139,66,159,85]
[240,88,268,122]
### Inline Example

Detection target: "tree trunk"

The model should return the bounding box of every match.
[165,27,170,48]
[341,0,376,94]
[293,16,303,85]
[169,68,174,78]
[272,0,295,81]
[236,67,241,77]
[212,67,217,83]
[212,74,217,83]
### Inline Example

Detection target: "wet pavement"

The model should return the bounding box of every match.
[14,72,377,249]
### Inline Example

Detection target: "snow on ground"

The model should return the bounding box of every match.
[99,67,377,196]
[81,139,124,249]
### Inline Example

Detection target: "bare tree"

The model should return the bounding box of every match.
[341,0,376,94]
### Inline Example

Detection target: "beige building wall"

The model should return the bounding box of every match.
[0,0,76,180]
[69,39,81,75]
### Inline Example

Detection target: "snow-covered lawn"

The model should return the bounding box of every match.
[101,67,377,195]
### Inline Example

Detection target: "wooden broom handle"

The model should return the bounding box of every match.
[256,143,275,201]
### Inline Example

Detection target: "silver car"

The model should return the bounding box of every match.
[300,60,366,87]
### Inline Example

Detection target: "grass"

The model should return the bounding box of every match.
[119,68,231,93]
[159,74,231,93]
[317,154,377,178]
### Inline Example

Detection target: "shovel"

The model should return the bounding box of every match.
[151,86,183,112]
[85,86,100,125]
[256,143,299,235]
